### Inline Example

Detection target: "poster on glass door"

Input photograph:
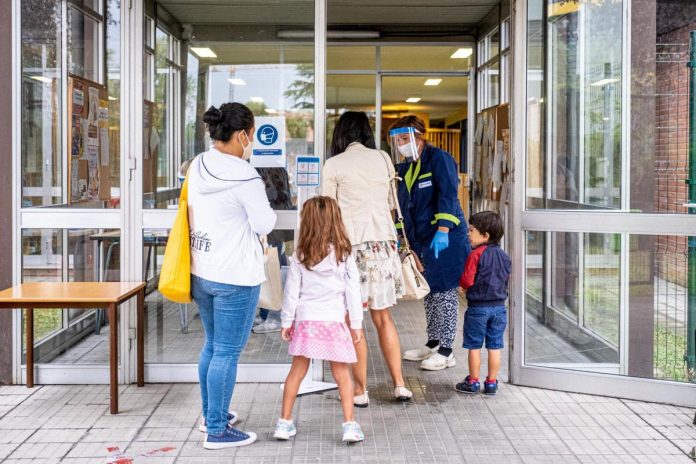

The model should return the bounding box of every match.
[251,116,286,168]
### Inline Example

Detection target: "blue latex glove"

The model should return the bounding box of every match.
[430,230,449,259]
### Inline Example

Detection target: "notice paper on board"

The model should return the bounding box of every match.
[296,156,320,187]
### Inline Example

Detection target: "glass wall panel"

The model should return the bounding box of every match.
[526,0,623,209]
[326,74,376,154]
[143,229,293,364]
[527,0,696,213]
[525,231,696,384]
[381,45,472,72]
[21,228,121,364]
[327,46,375,71]
[21,0,120,208]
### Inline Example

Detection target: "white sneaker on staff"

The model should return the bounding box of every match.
[420,352,456,371]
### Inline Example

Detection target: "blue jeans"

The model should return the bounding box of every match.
[192,274,259,435]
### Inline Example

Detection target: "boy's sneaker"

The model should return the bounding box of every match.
[420,352,456,371]
[199,411,238,432]
[204,427,257,449]
[455,375,481,394]
[484,378,499,395]
[403,345,439,361]
[273,418,297,440]
[342,421,365,443]
[252,317,281,334]
[253,315,264,326]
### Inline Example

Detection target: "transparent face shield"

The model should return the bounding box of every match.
[389,127,421,163]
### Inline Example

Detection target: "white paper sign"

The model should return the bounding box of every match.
[251,116,286,168]
[100,128,110,166]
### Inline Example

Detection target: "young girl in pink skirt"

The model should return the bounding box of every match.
[274,196,365,443]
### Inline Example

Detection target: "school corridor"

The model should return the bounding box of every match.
[0,300,693,463]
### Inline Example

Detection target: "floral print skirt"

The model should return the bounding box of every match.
[352,240,404,311]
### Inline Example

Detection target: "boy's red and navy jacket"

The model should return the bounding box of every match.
[459,243,511,308]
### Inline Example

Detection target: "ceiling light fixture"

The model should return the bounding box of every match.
[450,48,473,59]
[424,78,442,86]
[406,97,421,103]
[228,78,247,86]
[190,47,217,59]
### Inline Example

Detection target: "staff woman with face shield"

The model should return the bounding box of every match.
[390,115,470,371]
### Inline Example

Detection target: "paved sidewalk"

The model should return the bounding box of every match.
[0,301,694,463]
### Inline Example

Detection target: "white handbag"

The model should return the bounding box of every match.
[258,236,284,311]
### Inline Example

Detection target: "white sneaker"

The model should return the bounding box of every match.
[253,315,264,326]
[403,345,439,361]
[420,352,456,371]
[252,317,281,334]
[342,421,365,443]
[199,411,238,433]
[353,391,369,408]
[273,418,297,440]
[394,386,413,401]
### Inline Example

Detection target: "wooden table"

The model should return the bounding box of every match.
[0,282,146,414]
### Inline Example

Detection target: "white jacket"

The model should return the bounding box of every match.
[322,143,397,245]
[281,250,363,329]
[187,148,277,286]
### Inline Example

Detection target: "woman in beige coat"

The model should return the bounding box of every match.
[323,111,412,405]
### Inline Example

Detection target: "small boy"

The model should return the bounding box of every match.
[455,211,511,395]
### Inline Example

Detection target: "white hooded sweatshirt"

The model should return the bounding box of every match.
[187,147,277,286]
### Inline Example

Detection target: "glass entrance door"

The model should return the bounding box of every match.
[513,0,696,406]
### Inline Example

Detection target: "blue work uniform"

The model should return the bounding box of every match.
[396,144,470,293]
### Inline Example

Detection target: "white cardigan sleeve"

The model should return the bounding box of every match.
[344,254,364,329]
[281,255,302,329]
[321,158,338,200]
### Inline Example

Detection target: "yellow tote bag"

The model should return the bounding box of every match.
[158,176,192,303]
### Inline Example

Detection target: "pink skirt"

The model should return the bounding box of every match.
[288,321,357,363]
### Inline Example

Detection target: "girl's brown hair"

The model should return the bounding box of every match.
[296,196,352,269]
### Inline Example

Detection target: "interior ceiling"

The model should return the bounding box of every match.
[157,0,499,27]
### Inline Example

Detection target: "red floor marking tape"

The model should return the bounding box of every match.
[106,445,177,463]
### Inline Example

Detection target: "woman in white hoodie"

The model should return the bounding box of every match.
[187,103,276,450]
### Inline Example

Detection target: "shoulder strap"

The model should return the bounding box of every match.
[377,150,413,252]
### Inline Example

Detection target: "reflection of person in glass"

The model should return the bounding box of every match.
[187,103,276,449]
[252,167,294,334]
[323,111,413,405]
[391,115,471,371]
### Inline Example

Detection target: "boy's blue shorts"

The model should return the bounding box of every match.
[462,305,507,350]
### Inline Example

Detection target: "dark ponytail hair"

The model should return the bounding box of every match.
[203,102,254,142]
[329,111,376,157]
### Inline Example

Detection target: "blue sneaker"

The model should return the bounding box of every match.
[204,427,257,449]
[273,418,297,440]
[454,375,480,394]
[199,411,238,432]
[484,379,498,395]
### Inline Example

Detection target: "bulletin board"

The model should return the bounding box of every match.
[472,103,510,215]
[67,75,111,204]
